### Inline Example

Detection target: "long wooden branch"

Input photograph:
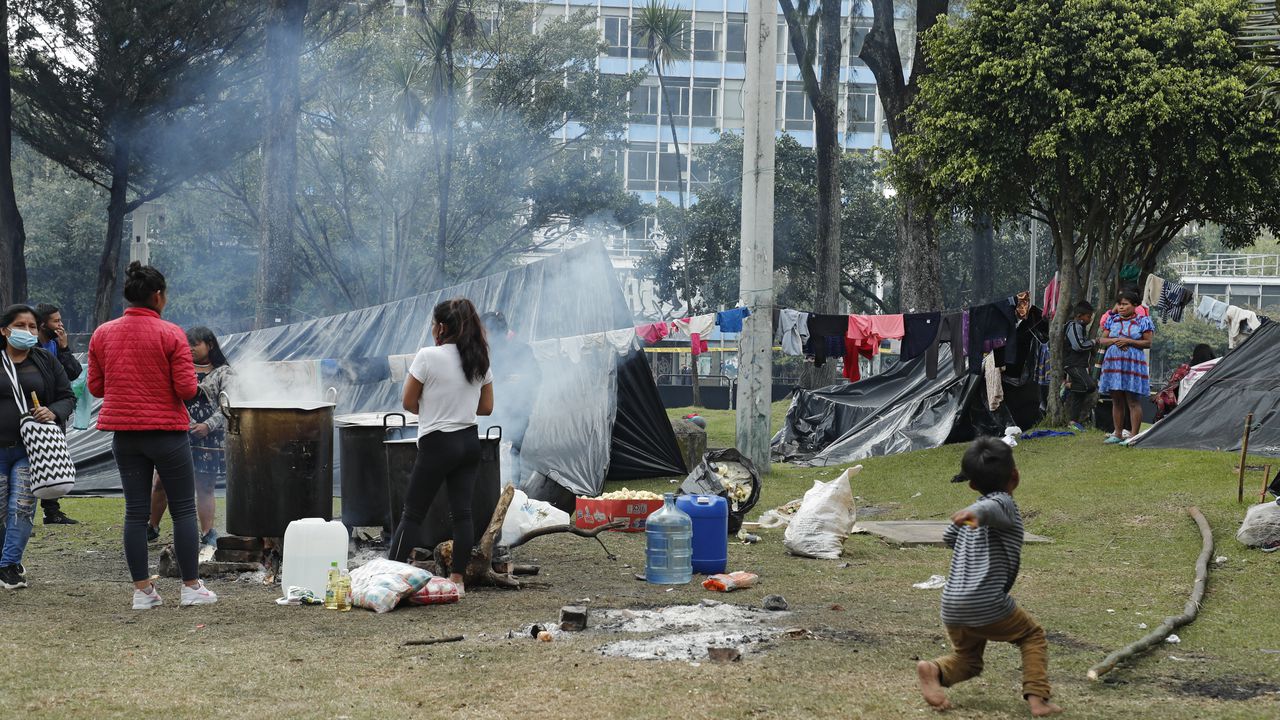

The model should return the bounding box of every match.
[1087,507,1213,681]
[508,518,628,550]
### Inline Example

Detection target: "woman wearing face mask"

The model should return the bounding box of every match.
[0,304,75,590]
[88,262,217,609]
[147,326,235,547]
[389,298,494,598]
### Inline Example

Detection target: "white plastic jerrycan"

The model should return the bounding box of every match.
[282,518,349,596]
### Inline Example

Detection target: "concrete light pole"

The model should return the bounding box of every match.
[735,0,777,471]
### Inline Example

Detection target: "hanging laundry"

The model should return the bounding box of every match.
[1224,305,1262,349]
[777,309,810,356]
[1042,273,1059,318]
[1014,291,1032,320]
[1035,341,1051,386]
[925,312,967,379]
[869,314,905,341]
[842,337,876,382]
[1142,274,1164,310]
[672,315,716,356]
[967,300,1018,374]
[1119,263,1141,284]
[1154,281,1192,322]
[806,314,849,368]
[635,322,670,345]
[715,307,752,333]
[901,312,942,361]
[982,353,1004,411]
[1195,296,1229,328]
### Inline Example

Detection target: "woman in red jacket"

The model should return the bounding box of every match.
[88,262,217,609]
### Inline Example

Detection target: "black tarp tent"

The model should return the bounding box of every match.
[771,346,1043,466]
[1130,321,1280,455]
[68,240,685,497]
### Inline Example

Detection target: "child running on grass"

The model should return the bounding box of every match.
[917,438,1062,716]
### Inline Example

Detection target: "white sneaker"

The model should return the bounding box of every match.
[1122,429,1132,439]
[132,585,163,610]
[180,580,218,606]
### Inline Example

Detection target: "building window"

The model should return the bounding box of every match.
[690,155,711,187]
[627,142,658,185]
[777,82,812,125]
[776,19,800,65]
[691,78,719,126]
[604,15,630,58]
[848,17,871,63]
[666,77,693,124]
[630,85,661,125]
[847,85,876,133]
[726,18,746,63]
[693,20,722,61]
[658,144,687,191]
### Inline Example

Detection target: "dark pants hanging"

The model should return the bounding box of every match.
[389,428,481,572]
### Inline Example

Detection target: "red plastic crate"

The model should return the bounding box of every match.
[574,497,664,533]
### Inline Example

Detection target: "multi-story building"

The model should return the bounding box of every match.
[523,0,898,316]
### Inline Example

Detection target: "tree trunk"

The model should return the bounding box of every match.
[897,195,942,312]
[656,65,697,405]
[1045,229,1080,426]
[0,3,25,306]
[254,0,308,329]
[812,0,842,386]
[93,142,131,327]
[861,0,948,312]
[971,213,995,301]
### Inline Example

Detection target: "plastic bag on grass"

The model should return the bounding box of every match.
[350,558,432,613]
[784,466,859,559]
[500,488,570,546]
[681,448,762,534]
[1237,501,1280,548]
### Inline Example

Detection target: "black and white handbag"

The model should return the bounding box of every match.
[2,354,75,499]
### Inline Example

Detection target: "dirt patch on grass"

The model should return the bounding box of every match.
[1046,630,1105,652]
[1177,677,1280,701]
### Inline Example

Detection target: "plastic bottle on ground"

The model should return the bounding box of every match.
[646,493,693,585]
[324,561,340,610]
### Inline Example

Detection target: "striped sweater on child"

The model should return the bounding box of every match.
[940,492,1025,627]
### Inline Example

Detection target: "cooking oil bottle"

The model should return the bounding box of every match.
[336,568,352,612]
[324,561,341,610]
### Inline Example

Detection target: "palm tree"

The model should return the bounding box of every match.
[1240,0,1280,103]
[633,1,690,212]
[634,2,703,404]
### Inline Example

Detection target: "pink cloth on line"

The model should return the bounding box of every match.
[868,314,905,340]
[635,322,670,345]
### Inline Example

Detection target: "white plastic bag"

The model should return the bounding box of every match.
[1237,501,1280,548]
[784,465,860,559]
[500,489,571,546]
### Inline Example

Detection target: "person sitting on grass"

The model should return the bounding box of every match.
[1098,289,1153,443]
[917,437,1062,717]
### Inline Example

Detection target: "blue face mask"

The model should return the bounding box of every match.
[7,329,38,350]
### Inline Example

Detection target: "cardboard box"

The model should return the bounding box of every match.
[574,497,664,533]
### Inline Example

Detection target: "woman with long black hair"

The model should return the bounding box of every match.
[148,326,235,547]
[389,298,494,597]
[0,304,75,589]
[88,262,217,609]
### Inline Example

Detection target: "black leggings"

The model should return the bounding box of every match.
[389,428,480,571]
[114,431,199,582]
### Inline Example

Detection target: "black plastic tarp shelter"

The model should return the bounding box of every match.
[1130,321,1280,455]
[771,346,1042,466]
[68,241,684,497]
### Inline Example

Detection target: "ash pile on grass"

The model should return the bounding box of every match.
[594,601,787,663]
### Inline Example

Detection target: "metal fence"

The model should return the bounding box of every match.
[1169,254,1280,278]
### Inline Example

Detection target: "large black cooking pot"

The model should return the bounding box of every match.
[336,412,417,530]
[385,426,502,551]
[221,392,337,538]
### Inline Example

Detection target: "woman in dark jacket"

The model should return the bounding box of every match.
[0,304,74,589]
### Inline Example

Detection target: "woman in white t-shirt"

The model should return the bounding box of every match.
[389,298,494,596]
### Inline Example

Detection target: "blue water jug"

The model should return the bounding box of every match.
[645,493,692,584]
[676,494,728,575]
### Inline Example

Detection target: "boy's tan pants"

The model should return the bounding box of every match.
[932,606,1052,700]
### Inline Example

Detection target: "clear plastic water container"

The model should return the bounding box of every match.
[282,518,349,596]
[676,494,728,574]
[645,493,693,584]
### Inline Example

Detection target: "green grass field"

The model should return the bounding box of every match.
[0,404,1276,718]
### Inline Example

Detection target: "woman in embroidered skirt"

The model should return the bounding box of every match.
[1098,290,1154,444]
